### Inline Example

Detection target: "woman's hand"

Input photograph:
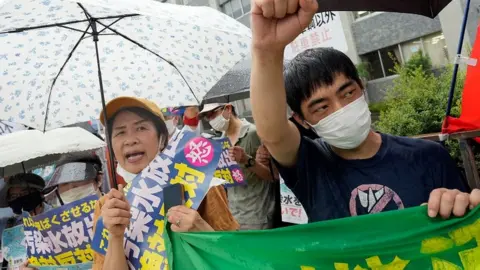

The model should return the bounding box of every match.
[167,205,213,232]
[101,184,131,237]
[20,260,38,270]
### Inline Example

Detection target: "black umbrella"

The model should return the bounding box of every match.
[317,0,452,18]
[204,58,291,103]
[204,58,251,103]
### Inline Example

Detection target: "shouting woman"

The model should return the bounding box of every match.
[92,97,238,270]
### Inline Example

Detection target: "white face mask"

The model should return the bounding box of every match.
[209,110,230,132]
[116,164,138,185]
[51,184,100,207]
[308,97,371,149]
[165,119,176,135]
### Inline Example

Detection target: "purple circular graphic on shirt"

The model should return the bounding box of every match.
[349,184,404,216]
[184,137,214,167]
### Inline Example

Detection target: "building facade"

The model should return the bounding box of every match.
[165,0,479,108]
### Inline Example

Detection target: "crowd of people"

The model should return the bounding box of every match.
[2,0,480,269]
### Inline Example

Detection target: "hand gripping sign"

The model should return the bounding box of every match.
[212,137,245,188]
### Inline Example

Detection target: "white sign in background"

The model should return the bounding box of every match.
[284,11,348,60]
[280,177,308,224]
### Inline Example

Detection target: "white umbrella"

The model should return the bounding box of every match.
[0,120,28,136]
[0,0,251,131]
[0,127,105,177]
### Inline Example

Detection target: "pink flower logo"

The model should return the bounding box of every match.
[184,137,214,167]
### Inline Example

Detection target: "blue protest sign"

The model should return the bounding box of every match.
[213,138,245,187]
[2,224,27,269]
[91,131,222,269]
[22,195,98,268]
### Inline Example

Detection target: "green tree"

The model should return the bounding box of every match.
[374,60,465,161]
[356,62,372,80]
[404,50,432,75]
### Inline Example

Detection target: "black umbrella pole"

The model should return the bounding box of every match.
[445,0,471,118]
[91,19,118,189]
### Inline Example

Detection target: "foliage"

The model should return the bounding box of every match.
[374,61,465,161]
[368,101,388,114]
[403,50,432,75]
[356,62,372,80]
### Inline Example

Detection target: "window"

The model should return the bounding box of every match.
[221,0,250,19]
[362,51,384,79]
[401,38,423,63]
[423,33,449,67]
[361,32,449,80]
[354,11,373,19]
[380,45,402,76]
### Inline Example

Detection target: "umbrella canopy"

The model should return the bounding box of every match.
[204,58,251,103]
[0,127,105,177]
[203,58,292,103]
[0,0,251,131]
[0,120,28,136]
[316,0,452,18]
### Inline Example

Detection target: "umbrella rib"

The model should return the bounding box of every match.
[42,24,92,131]
[81,33,118,41]
[58,25,93,35]
[98,17,126,35]
[0,15,138,35]
[0,19,90,34]
[96,20,200,103]
[80,17,127,40]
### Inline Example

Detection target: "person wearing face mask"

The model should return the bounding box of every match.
[200,103,277,230]
[0,173,51,226]
[161,107,181,141]
[44,152,103,208]
[93,97,239,270]
[249,0,480,224]
[0,174,51,270]
[182,106,200,133]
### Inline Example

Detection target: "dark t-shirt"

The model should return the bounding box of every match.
[275,133,467,223]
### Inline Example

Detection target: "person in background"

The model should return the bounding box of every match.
[0,173,51,226]
[93,97,238,270]
[249,0,480,223]
[0,174,51,270]
[162,107,181,140]
[200,103,276,230]
[44,152,103,207]
[182,106,200,132]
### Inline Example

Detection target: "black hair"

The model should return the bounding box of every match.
[107,107,168,152]
[7,173,45,199]
[228,104,237,117]
[289,117,319,140]
[284,47,363,118]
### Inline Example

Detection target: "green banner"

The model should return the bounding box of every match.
[166,206,480,269]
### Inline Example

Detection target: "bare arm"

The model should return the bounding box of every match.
[103,236,128,270]
[247,161,275,181]
[250,50,300,167]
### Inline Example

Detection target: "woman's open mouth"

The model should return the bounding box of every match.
[125,152,145,163]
